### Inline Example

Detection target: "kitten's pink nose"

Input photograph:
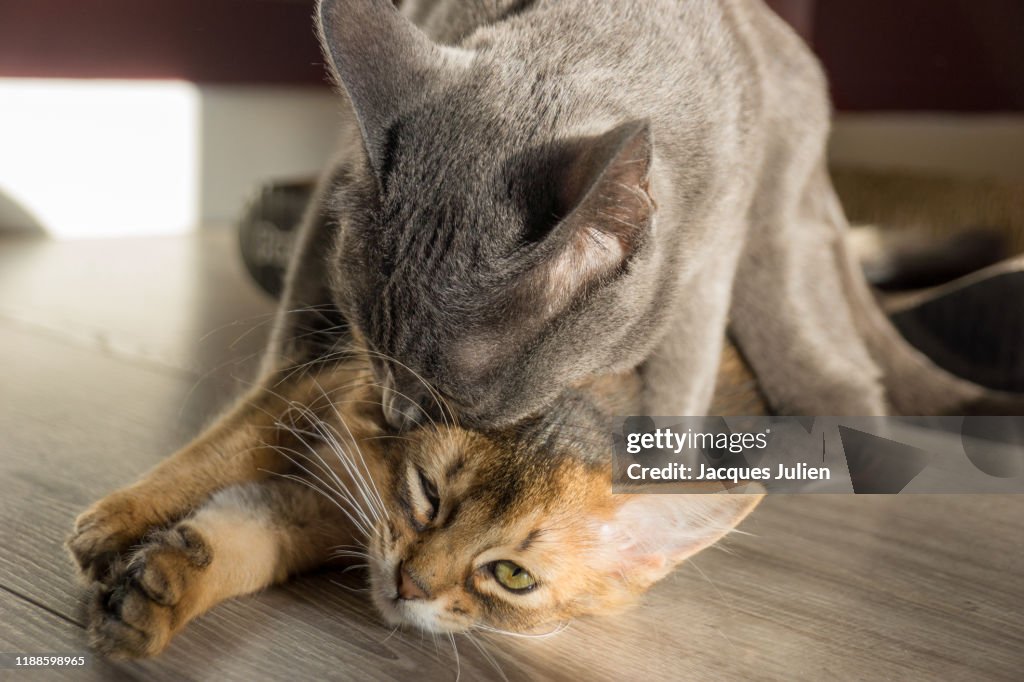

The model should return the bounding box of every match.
[397,563,428,601]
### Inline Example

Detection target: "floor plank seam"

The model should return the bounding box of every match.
[0,310,200,380]
[0,583,86,630]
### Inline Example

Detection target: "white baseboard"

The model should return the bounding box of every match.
[830,113,1024,180]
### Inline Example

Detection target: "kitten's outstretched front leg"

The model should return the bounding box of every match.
[88,479,354,658]
[68,371,360,583]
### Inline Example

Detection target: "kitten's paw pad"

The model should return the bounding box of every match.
[132,525,211,607]
[88,567,173,658]
[87,526,210,658]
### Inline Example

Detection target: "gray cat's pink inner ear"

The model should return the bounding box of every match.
[564,121,654,256]
[316,0,468,173]
[534,121,655,308]
[560,121,654,219]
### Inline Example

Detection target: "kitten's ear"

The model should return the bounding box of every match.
[598,490,763,590]
[317,0,469,174]
[527,121,655,310]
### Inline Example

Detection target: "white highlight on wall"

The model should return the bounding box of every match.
[0,79,341,239]
[0,79,199,239]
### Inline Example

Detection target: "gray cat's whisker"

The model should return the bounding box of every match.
[360,349,455,427]
[225,303,336,349]
[187,306,343,409]
[358,373,446,431]
[272,348,352,388]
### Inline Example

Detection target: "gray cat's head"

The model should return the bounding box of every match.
[318,0,663,429]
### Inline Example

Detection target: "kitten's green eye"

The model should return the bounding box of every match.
[491,560,536,593]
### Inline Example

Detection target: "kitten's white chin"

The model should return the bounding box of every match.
[373,594,465,634]
[368,561,469,633]
[369,576,466,634]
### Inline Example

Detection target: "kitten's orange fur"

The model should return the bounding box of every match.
[68,339,762,658]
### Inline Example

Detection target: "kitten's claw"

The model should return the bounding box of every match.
[87,524,211,658]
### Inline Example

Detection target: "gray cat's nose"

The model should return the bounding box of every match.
[381,384,426,431]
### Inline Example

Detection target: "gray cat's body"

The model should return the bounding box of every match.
[270,0,1022,427]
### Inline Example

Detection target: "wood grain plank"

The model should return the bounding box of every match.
[1,232,1022,680]
[0,590,138,681]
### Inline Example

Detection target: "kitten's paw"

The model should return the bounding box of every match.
[68,493,167,583]
[87,524,211,658]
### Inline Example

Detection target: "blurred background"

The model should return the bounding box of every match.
[0,0,1021,240]
[0,0,1021,391]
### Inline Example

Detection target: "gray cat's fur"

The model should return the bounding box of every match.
[269,0,1022,428]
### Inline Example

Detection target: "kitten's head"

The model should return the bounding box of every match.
[318,0,663,429]
[364,417,761,634]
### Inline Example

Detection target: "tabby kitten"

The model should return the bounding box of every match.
[68,344,760,657]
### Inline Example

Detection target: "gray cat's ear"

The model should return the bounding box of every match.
[317,0,469,173]
[529,121,655,310]
[597,489,763,589]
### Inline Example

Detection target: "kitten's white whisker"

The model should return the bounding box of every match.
[474,621,569,639]
[379,624,401,644]
[305,414,384,526]
[273,415,386,531]
[464,633,509,682]
[308,379,389,522]
[448,631,461,682]
[278,399,385,527]
[275,419,364,517]
[266,439,375,537]
[272,469,373,538]
[329,578,370,594]
[688,558,732,612]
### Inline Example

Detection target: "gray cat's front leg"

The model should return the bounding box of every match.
[639,259,737,417]
[729,162,887,416]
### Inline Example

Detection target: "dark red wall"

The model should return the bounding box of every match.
[812,0,1024,112]
[0,0,328,85]
[1,0,1021,111]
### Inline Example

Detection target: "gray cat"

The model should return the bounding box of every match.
[272,0,1021,429]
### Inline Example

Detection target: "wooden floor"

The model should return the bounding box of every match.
[1,230,1022,681]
